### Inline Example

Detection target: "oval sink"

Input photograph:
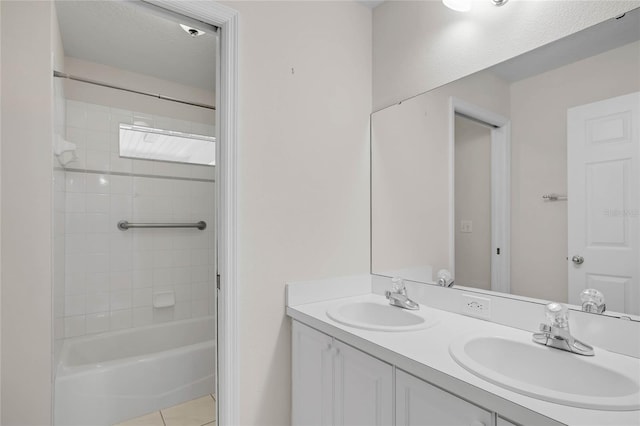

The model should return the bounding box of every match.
[327,300,437,332]
[449,333,640,410]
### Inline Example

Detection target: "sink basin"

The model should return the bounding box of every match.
[326,300,437,332]
[449,333,640,410]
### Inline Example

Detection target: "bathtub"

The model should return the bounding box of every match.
[54,316,215,426]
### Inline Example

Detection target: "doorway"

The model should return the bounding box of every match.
[449,98,511,293]
[50,1,238,425]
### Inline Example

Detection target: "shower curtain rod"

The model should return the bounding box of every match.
[53,71,216,111]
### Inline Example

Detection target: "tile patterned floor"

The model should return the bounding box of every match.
[113,395,216,426]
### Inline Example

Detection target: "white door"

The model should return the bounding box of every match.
[333,340,393,426]
[395,369,492,426]
[292,321,334,426]
[568,92,640,315]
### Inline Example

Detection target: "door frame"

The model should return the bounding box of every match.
[449,97,511,293]
[147,1,239,424]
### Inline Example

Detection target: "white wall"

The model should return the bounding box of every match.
[223,1,372,424]
[373,0,640,110]
[1,2,54,424]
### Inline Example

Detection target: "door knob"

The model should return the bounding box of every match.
[572,255,584,265]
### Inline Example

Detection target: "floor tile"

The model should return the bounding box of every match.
[112,411,164,426]
[161,395,215,426]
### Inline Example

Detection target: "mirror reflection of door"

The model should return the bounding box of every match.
[567,92,640,315]
[454,115,492,290]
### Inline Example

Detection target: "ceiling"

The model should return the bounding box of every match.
[489,7,640,82]
[55,1,217,92]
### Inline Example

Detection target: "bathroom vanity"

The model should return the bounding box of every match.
[286,276,640,426]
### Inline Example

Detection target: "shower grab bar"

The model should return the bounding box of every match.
[542,193,567,201]
[117,220,207,231]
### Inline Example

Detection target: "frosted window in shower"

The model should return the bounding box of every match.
[119,124,215,166]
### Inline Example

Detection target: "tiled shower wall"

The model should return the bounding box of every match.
[56,100,216,340]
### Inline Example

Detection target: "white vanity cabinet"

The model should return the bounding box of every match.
[292,321,393,426]
[396,369,493,426]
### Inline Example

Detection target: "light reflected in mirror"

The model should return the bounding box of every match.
[371,8,640,320]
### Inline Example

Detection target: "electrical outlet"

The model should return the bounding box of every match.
[461,293,491,319]
[460,220,473,233]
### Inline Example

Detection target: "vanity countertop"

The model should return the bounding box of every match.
[287,292,640,426]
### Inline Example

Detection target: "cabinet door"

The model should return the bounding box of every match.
[497,417,519,426]
[396,370,493,426]
[292,321,334,426]
[333,340,393,426]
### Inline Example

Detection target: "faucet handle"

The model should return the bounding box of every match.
[545,302,569,328]
[391,277,405,292]
[580,288,606,313]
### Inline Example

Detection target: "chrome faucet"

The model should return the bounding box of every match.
[580,288,606,314]
[385,277,419,310]
[532,302,594,356]
[436,269,454,287]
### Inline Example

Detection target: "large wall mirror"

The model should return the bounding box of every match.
[371,7,640,321]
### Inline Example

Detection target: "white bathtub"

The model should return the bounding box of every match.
[54,316,215,426]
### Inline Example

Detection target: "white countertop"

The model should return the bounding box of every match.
[287,292,640,426]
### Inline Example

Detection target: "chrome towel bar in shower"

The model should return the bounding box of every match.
[117,220,207,231]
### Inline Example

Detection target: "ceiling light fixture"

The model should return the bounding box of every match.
[180,24,205,38]
[443,0,508,12]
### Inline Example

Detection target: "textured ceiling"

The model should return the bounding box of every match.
[55,1,217,91]
[490,7,640,82]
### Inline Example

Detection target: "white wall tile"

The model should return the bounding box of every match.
[86,272,110,293]
[64,315,86,338]
[133,288,152,308]
[65,193,85,213]
[86,292,109,314]
[85,174,110,193]
[85,213,110,233]
[174,302,192,320]
[66,172,86,192]
[153,307,174,323]
[110,175,132,194]
[110,153,132,173]
[110,290,132,311]
[110,309,132,330]
[86,313,109,334]
[65,294,86,317]
[86,107,110,132]
[85,233,110,253]
[191,249,210,266]
[86,150,110,171]
[66,101,87,128]
[110,251,133,272]
[192,283,209,301]
[86,253,109,273]
[153,268,172,286]
[132,307,153,327]
[66,234,86,254]
[110,270,132,291]
[174,284,192,302]
[66,213,87,234]
[133,269,153,289]
[61,101,217,340]
[172,267,191,286]
[110,232,132,252]
[192,300,209,318]
[85,130,109,151]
